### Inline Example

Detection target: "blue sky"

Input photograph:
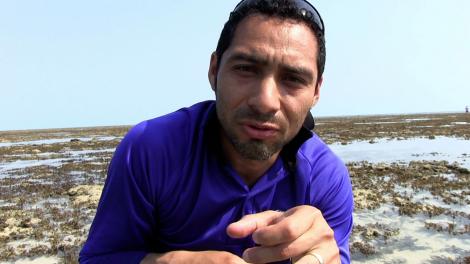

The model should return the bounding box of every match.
[1,1,469,131]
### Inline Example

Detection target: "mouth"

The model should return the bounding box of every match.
[241,122,279,140]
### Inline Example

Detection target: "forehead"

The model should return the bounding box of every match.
[224,14,318,69]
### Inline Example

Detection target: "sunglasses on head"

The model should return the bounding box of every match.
[232,0,325,34]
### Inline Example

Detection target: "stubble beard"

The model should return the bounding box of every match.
[227,131,285,161]
[218,108,287,161]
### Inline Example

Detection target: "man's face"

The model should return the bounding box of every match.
[209,14,322,161]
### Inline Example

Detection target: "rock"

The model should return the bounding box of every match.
[70,138,81,142]
[354,189,383,210]
[351,241,376,256]
[375,163,389,171]
[393,196,405,206]
[30,218,41,227]
[363,228,381,239]
[67,185,103,207]
[424,220,457,233]
[31,149,41,154]
[5,218,18,227]
[19,219,30,228]
[434,166,448,172]
[18,218,41,228]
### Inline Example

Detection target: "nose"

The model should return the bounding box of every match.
[247,76,280,116]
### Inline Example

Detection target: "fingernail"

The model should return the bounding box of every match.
[242,250,252,262]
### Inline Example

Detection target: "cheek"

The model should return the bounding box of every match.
[283,98,313,130]
[285,92,314,112]
[216,83,247,111]
[216,87,240,122]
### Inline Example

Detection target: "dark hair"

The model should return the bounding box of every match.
[215,0,326,79]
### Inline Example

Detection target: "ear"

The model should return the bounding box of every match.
[311,76,323,108]
[208,52,218,92]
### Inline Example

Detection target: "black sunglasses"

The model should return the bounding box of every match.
[232,0,325,34]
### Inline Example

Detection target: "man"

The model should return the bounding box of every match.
[80,0,353,263]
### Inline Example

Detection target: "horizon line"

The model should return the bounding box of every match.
[1,110,468,133]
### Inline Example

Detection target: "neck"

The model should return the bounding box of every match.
[220,131,280,187]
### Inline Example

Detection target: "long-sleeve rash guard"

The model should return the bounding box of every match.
[79,101,354,263]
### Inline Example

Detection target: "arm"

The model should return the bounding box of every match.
[79,125,156,263]
[79,124,251,264]
[140,251,248,264]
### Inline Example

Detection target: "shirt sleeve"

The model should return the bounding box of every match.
[79,123,155,263]
[311,155,354,264]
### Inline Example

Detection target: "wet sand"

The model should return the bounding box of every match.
[0,113,469,263]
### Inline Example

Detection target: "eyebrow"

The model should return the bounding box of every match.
[283,64,315,84]
[227,52,269,66]
[227,51,315,84]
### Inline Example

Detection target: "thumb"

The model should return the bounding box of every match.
[226,210,283,239]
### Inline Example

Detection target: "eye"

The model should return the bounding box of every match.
[283,74,307,86]
[233,64,258,74]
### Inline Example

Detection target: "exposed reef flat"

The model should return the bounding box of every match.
[1,113,469,263]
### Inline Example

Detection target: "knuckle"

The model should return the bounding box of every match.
[283,225,297,240]
[283,222,299,240]
[309,207,323,222]
[308,205,320,213]
[312,208,323,218]
[222,253,239,264]
[330,248,341,264]
[319,225,335,240]
[279,244,294,259]
[240,214,253,220]
[325,226,335,238]
[334,246,340,256]
[228,258,240,264]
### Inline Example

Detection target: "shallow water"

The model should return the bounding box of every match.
[2,256,59,264]
[0,136,119,148]
[330,136,470,169]
[0,148,115,179]
[336,136,470,262]
[394,185,470,215]
[353,203,470,263]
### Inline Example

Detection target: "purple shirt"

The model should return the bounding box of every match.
[79,101,353,263]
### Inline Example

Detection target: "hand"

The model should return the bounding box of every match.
[140,250,249,264]
[226,205,340,264]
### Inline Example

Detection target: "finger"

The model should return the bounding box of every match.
[295,250,340,264]
[243,223,323,263]
[194,251,251,264]
[252,206,318,246]
[292,253,321,264]
[227,210,282,238]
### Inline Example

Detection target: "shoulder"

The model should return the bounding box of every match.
[297,132,348,177]
[295,132,351,206]
[109,101,216,203]
[119,100,215,155]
